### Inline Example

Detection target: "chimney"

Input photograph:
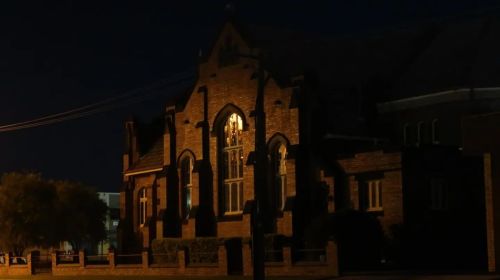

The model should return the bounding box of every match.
[124,118,140,171]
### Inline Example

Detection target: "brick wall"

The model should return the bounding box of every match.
[338,150,403,233]
[242,240,339,277]
[166,23,300,239]
[122,23,302,243]
[47,240,338,277]
[0,253,32,276]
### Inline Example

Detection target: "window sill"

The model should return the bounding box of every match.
[276,208,291,217]
[366,208,384,216]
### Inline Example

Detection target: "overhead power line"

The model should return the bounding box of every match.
[0,70,196,132]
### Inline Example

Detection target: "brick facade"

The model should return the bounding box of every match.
[121,23,301,240]
[337,151,403,234]
[117,21,408,276]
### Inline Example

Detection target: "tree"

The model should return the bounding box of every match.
[0,172,58,256]
[0,172,107,256]
[54,180,107,251]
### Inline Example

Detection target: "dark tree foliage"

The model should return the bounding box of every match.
[0,172,58,256]
[330,209,385,270]
[54,180,107,251]
[0,172,107,256]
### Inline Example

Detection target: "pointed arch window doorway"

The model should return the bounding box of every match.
[222,113,244,214]
[139,188,147,226]
[181,156,193,219]
[274,143,287,211]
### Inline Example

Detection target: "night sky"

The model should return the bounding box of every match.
[0,1,498,192]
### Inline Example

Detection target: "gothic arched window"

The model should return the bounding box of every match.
[180,156,193,219]
[139,188,147,226]
[222,113,244,214]
[273,143,287,211]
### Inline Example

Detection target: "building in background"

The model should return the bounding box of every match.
[97,192,120,255]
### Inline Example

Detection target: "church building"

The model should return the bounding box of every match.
[115,10,500,274]
[118,20,404,274]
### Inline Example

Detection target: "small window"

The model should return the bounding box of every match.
[222,113,244,214]
[367,180,383,211]
[432,119,439,144]
[274,143,287,211]
[417,121,424,146]
[430,178,447,210]
[139,188,147,226]
[180,156,193,219]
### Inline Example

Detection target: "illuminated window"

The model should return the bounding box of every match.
[432,119,439,144]
[139,188,147,226]
[367,180,383,211]
[222,113,244,214]
[273,143,287,211]
[180,156,193,219]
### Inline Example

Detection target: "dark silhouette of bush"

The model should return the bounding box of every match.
[330,209,385,270]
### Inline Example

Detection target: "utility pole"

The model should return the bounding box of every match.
[196,85,216,236]
[252,52,267,280]
[235,50,267,280]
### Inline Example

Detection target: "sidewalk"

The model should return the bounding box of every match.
[336,273,500,280]
[0,274,499,280]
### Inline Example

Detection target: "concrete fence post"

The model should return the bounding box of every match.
[326,240,339,277]
[51,252,58,271]
[27,252,32,275]
[283,246,292,269]
[142,250,149,269]
[79,250,85,268]
[178,249,185,274]
[218,244,227,275]
[109,251,115,269]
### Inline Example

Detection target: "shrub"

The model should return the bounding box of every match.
[185,237,218,264]
[151,238,181,264]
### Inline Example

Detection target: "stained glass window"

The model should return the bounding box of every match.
[139,188,147,226]
[181,156,193,219]
[222,113,244,214]
[275,144,287,211]
[367,180,382,211]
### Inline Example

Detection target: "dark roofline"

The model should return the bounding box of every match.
[165,81,198,113]
[199,18,255,64]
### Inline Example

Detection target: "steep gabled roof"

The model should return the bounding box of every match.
[172,14,500,137]
[126,137,163,173]
[126,116,165,174]
[390,15,500,99]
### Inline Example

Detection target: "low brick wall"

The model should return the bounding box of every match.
[243,240,339,277]
[52,245,228,276]
[0,253,32,276]
[1,240,338,277]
